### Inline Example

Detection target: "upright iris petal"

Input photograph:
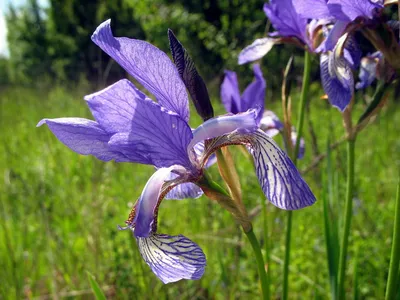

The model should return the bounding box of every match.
[91,20,190,122]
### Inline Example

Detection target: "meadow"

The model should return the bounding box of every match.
[1,80,399,299]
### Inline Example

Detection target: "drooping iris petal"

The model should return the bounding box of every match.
[134,168,174,237]
[250,130,314,209]
[137,234,206,284]
[238,38,277,65]
[320,34,354,111]
[206,130,315,210]
[91,19,190,122]
[292,0,331,19]
[188,109,258,152]
[102,85,193,168]
[263,0,309,45]
[220,70,242,114]
[85,79,147,133]
[327,0,383,21]
[320,53,353,111]
[37,118,130,162]
[343,36,362,69]
[241,64,266,123]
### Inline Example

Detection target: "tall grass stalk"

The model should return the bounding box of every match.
[337,136,356,298]
[385,170,400,300]
[282,50,311,300]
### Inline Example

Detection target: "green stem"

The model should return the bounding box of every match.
[261,196,271,299]
[282,50,311,300]
[337,138,356,298]
[245,229,269,300]
[385,169,400,300]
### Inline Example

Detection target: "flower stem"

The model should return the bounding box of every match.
[261,196,271,299]
[245,228,269,300]
[337,137,356,299]
[385,169,400,300]
[282,50,311,300]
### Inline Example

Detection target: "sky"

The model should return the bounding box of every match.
[0,0,48,57]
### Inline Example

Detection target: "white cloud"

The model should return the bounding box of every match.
[0,8,8,57]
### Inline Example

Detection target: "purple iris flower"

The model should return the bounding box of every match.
[38,20,316,283]
[293,0,384,111]
[239,0,315,65]
[355,51,382,89]
[221,64,305,159]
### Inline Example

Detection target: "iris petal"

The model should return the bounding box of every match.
[137,233,206,284]
[91,19,189,122]
[188,109,258,153]
[101,85,193,169]
[320,35,354,111]
[220,70,242,114]
[241,64,266,123]
[207,130,315,210]
[238,38,277,65]
[37,118,129,162]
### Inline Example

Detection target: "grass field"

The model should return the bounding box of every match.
[1,83,399,299]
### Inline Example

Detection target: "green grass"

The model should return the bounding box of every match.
[0,83,399,299]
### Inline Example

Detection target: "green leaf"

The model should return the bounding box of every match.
[357,81,389,126]
[86,271,107,300]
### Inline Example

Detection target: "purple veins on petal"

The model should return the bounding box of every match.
[249,130,315,210]
[91,19,190,122]
[238,38,277,65]
[165,170,203,200]
[99,80,193,169]
[37,118,129,162]
[263,0,309,45]
[137,233,206,284]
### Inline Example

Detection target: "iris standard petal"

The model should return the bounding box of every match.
[220,70,242,114]
[91,19,190,122]
[238,38,277,65]
[263,0,309,44]
[37,118,129,162]
[188,109,258,152]
[85,79,147,133]
[241,64,266,123]
[137,233,206,284]
[106,94,193,169]
[292,0,331,19]
[317,20,349,52]
[327,0,383,22]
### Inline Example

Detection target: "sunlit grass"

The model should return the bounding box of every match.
[0,84,398,299]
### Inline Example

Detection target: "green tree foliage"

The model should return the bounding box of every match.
[4,0,294,90]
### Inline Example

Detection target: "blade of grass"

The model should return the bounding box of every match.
[87,271,107,300]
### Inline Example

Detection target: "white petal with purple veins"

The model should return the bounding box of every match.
[137,234,206,284]
[250,130,315,209]
[238,38,277,65]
